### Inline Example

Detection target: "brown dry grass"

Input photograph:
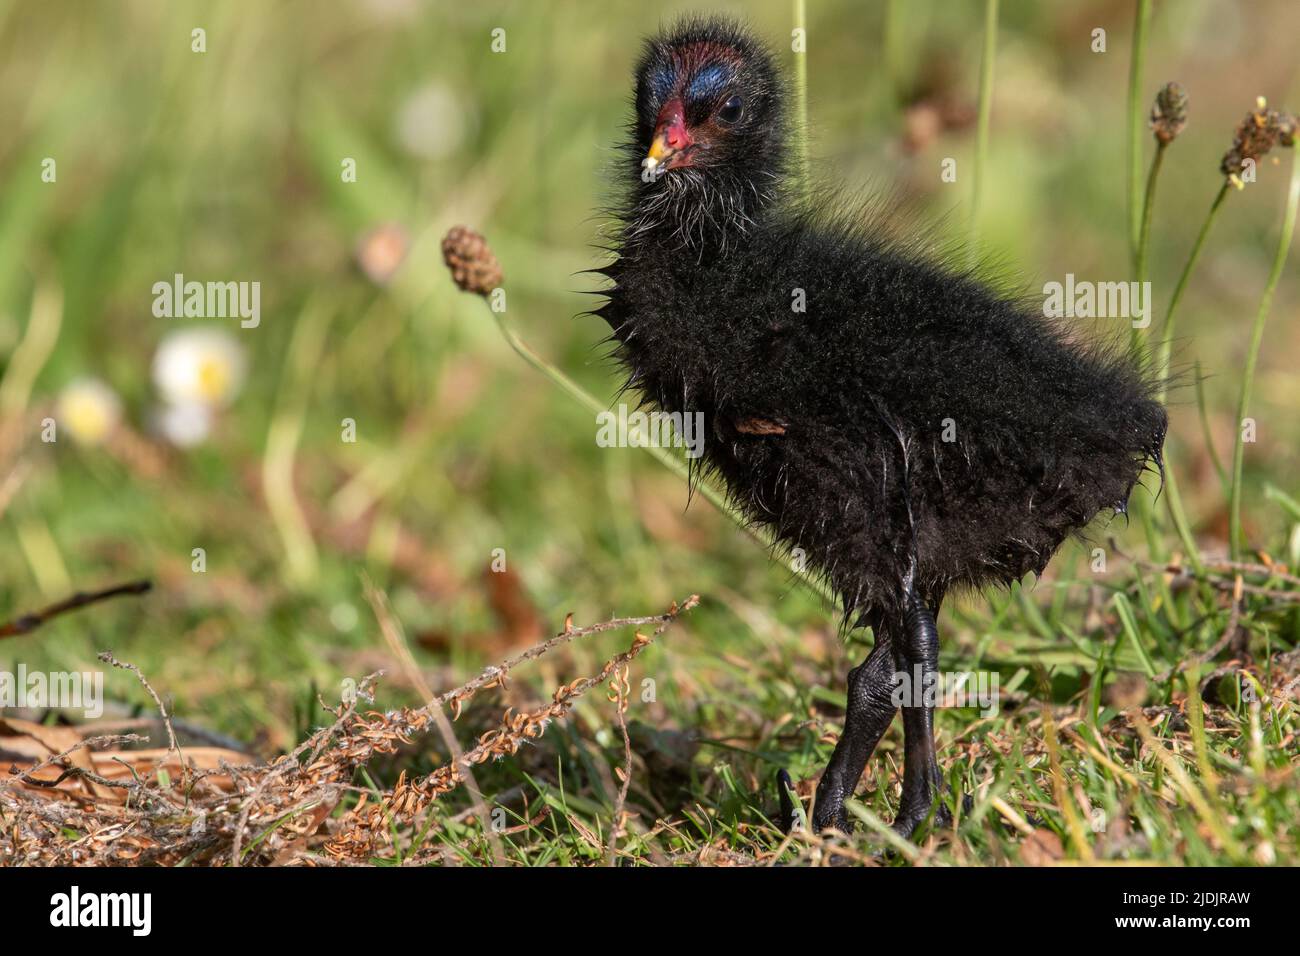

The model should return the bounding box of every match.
[0,596,698,866]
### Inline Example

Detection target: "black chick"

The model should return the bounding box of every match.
[592,16,1166,837]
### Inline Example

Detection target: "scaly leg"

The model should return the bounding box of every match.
[795,624,899,834]
[891,583,946,837]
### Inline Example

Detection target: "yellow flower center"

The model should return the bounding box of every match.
[196,356,231,402]
[64,396,113,444]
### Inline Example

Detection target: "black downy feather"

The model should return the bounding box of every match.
[593,16,1167,626]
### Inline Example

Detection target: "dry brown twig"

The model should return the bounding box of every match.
[227,670,384,867]
[325,594,699,860]
[7,734,147,787]
[1153,577,1245,684]
[0,463,28,521]
[1119,547,1300,599]
[605,662,634,866]
[360,571,506,865]
[97,651,182,784]
[1,595,698,866]
[0,579,151,640]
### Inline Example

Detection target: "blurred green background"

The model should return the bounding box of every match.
[1,0,1298,750]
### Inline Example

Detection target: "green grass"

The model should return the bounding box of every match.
[1,1,1299,866]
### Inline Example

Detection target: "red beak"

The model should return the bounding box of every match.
[644,98,695,175]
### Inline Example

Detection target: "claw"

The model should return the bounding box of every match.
[894,790,966,838]
[1149,438,1167,502]
[776,768,801,834]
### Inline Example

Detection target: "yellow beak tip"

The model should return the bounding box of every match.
[647,135,672,164]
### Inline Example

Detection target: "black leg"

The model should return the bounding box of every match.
[806,627,899,834]
[891,585,946,837]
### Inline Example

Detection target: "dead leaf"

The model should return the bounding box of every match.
[2,721,249,802]
[0,717,100,797]
[735,417,787,436]
[1019,828,1065,866]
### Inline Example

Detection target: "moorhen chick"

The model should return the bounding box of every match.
[592,16,1166,837]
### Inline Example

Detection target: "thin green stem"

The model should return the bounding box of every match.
[1229,154,1300,559]
[1126,0,1153,266]
[491,310,606,419]
[1132,141,1166,356]
[1156,183,1231,403]
[1130,143,1167,563]
[1162,459,1204,574]
[792,0,810,200]
[1136,145,1166,282]
[1193,361,1228,493]
[968,0,999,262]
[1146,183,1230,574]
[487,306,838,607]
[1123,0,1158,560]
[264,300,330,587]
[883,0,905,109]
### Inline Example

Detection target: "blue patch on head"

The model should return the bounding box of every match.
[686,63,731,102]
[647,63,675,103]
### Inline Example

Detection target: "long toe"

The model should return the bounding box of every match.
[778,769,854,835]
[892,794,956,839]
[891,808,928,840]
[775,769,800,834]
[811,802,853,835]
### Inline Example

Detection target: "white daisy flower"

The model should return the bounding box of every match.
[151,401,214,448]
[152,327,246,409]
[56,377,122,446]
[394,82,470,160]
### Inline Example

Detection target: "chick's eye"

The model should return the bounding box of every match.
[717,95,744,125]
